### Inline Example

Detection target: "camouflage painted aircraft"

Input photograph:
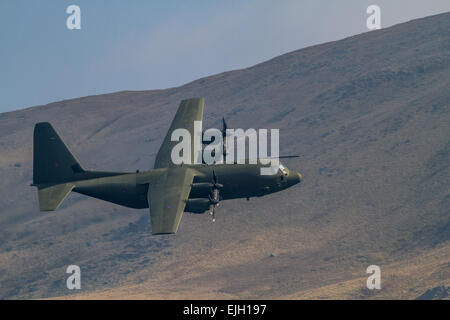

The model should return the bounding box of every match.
[31,98,302,234]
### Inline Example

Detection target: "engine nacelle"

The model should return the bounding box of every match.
[185,198,210,214]
[189,183,214,198]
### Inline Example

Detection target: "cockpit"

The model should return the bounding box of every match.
[277,162,302,186]
[278,163,288,176]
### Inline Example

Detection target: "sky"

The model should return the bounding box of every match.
[1,0,449,113]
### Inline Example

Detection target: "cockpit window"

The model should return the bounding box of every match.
[279,164,288,176]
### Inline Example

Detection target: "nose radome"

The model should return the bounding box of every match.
[287,171,302,186]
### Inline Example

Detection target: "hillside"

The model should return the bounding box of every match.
[0,12,449,299]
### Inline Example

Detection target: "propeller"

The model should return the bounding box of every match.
[222,117,227,136]
[209,170,222,222]
[200,117,228,164]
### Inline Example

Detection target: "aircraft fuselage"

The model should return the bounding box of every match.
[72,163,302,212]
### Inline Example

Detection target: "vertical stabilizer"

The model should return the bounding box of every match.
[33,122,84,185]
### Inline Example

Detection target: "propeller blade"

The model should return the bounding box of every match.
[213,170,217,183]
[209,170,221,222]
[222,117,227,136]
[209,203,216,222]
[222,118,228,162]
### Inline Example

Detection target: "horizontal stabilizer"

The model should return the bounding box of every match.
[38,183,74,211]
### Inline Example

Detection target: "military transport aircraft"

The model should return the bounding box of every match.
[31,98,302,234]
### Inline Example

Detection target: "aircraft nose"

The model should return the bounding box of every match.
[287,171,302,186]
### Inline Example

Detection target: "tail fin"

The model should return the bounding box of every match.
[33,122,84,211]
[33,122,84,185]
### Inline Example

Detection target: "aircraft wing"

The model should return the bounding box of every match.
[154,98,204,169]
[147,167,196,234]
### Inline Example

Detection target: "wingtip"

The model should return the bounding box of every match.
[34,122,51,128]
[181,97,204,104]
[151,231,176,236]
